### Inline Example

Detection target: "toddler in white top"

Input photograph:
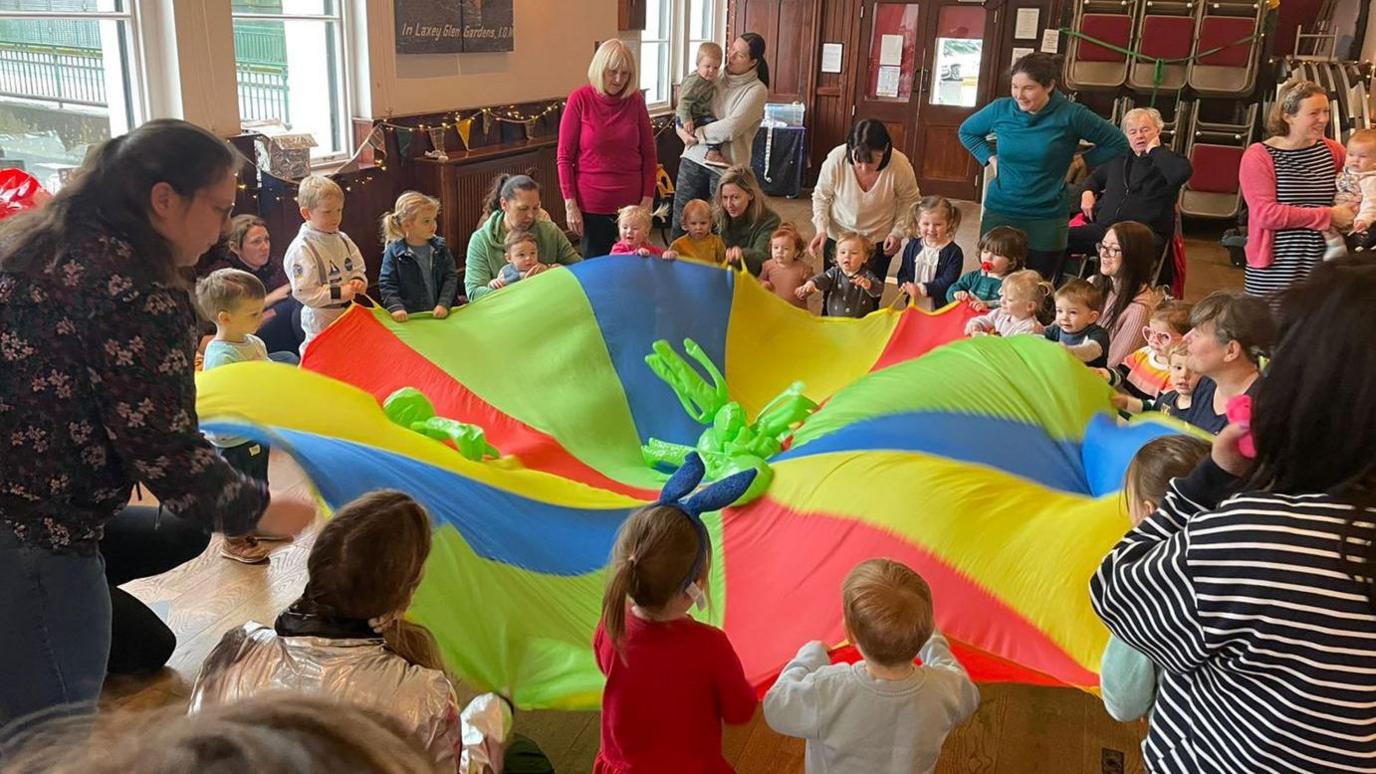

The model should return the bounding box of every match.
[284,175,366,355]
[764,558,979,774]
[1325,128,1376,259]
[965,269,1050,337]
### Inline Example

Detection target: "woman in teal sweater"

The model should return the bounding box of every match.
[959,53,1128,282]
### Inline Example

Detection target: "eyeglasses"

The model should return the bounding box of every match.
[1095,242,1123,257]
[1141,326,1174,344]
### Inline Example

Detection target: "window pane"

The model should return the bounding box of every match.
[234,16,345,157]
[0,1,125,12]
[233,0,337,17]
[689,0,713,40]
[929,6,984,107]
[639,41,668,104]
[645,0,669,41]
[864,3,919,101]
[0,15,134,187]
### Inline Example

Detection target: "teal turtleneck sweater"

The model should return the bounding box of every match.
[959,91,1128,219]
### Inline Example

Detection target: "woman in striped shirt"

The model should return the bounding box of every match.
[1092,258,1376,772]
[1238,81,1353,300]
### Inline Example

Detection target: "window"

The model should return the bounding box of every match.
[0,0,143,190]
[640,0,723,113]
[231,0,349,161]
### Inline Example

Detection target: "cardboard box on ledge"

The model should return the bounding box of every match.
[246,121,317,181]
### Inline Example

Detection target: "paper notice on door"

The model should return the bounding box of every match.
[821,42,843,73]
[876,65,901,98]
[1011,46,1034,66]
[1040,28,1060,54]
[1015,8,1040,40]
[879,34,904,67]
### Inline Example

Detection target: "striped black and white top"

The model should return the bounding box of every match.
[1091,460,1376,773]
[1244,143,1338,299]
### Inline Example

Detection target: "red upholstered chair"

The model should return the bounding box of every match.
[1066,3,1138,90]
[1179,143,1245,218]
[1188,7,1263,95]
[1129,9,1196,92]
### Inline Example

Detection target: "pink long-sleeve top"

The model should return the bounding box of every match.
[1238,138,1344,268]
[557,84,657,216]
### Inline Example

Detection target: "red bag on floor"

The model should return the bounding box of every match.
[1171,230,1187,299]
[0,169,51,221]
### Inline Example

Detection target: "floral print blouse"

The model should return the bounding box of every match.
[1,234,268,554]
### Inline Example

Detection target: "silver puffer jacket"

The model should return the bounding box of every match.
[189,622,510,773]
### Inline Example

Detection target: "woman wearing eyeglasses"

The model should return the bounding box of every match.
[1088,220,1162,368]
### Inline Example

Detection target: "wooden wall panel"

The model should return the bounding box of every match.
[731,0,818,106]
[808,0,862,181]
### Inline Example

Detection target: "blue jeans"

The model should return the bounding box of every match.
[0,529,111,731]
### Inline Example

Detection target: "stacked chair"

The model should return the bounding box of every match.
[1065,0,1265,96]
[1188,1,1267,96]
[1178,102,1257,219]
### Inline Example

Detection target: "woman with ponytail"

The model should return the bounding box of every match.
[594,455,758,773]
[670,33,771,242]
[190,490,510,772]
[0,120,315,727]
[464,172,581,300]
[377,190,459,321]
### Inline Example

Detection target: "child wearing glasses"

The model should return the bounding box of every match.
[1102,299,1192,410]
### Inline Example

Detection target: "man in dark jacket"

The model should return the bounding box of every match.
[1069,107,1192,257]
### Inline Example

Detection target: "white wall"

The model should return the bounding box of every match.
[356,0,618,117]
[142,0,240,136]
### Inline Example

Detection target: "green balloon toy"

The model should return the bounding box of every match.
[640,339,817,505]
[383,387,500,462]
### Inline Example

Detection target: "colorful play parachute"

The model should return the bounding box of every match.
[197,256,1193,709]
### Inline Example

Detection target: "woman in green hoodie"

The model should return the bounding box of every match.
[465,174,582,301]
[958,52,1128,283]
[715,165,780,276]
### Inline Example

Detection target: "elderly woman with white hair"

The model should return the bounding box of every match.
[1070,107,1192,260]
[557,38,657,258]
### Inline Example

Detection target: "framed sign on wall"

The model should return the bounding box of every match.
[395,0,514,54]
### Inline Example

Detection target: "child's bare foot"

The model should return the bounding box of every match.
[704,149,730,168]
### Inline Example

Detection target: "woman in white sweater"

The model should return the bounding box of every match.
[671,33,770,239]
[810,119,921,284]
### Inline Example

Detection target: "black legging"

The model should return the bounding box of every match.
[101,506,211,675]
[580,213,620,258]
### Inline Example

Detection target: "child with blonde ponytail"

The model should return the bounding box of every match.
[594,454,758,773]
[378,191,460,321]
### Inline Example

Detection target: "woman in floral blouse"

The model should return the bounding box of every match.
[0,120,315,726]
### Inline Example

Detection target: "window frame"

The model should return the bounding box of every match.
[641,0,725,117]
[231,1,353,165]
[0,4,148,140]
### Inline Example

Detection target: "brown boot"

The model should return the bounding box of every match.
[220,535,272,564]
[704,148,730,168]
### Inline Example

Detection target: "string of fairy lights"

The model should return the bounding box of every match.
[240,100,677,208]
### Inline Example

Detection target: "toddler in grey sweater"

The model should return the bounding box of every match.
[763,559,980,773]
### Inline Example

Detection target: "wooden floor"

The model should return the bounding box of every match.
[105,200,1241,772]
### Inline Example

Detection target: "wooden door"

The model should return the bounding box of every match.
[909,0,996,199]
[851,1,932,160]
[731,0,820,104]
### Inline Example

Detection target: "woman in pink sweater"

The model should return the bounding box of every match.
[1238,81,1352,299]
[1090,220,1162,368]
[558,39,657,259]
